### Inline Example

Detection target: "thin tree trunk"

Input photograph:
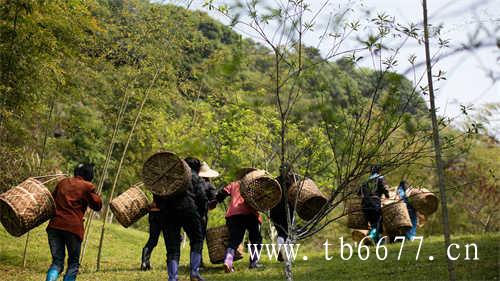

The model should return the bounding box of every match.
[96,69,159,271]
[22,90,56,267]
[422,1,456,280]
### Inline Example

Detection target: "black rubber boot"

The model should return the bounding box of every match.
[141,247,152,271]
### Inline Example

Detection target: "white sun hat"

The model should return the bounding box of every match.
[198,161,220,178]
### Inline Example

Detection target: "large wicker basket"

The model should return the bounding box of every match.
[206,225,244,264]
[0,178,56,237]
[351,229,369,243]
[381,199,412,235]
[408,187,438,215]
[142,152,191,197]
[240,170,282,212]
[288,179,328,221]
[110,186,149,228]
[346,198,369,230]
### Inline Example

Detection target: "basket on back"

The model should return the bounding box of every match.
[381,199,412,235]
[206,225,244,264]
[240,169,282,212]
[142,152,191,197]
[288,179,328,221]
[351,229,369,243]
[110,186,149,228]
[0,178,56,237]
[346,198,369,230]
[408,187,438,215]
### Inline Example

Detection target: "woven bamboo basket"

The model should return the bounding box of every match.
[206,225,244,264]
[240,169,282,212]
[142,152,191,197]
[0,178,56,237]
[288,179,328,221]
[408,187,438,215]
[346,198,369,230]
[381,199,412,234]
[110,186,149,228]
[351,229,369,243]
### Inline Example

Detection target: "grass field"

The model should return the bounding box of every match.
[0,221,498,281]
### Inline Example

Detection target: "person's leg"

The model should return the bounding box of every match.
[246,215,263,269]
[274,221,288,262]
[181,209,204,281]
[46,229,65,281]
[223,216,246,273]
[199,215,208,269]
[142,212,162,270]
[406,206,418,240]
[165,218,182,281]
[62,231,82,281]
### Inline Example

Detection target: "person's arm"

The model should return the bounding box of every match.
[87,184,103,211]
[205,181,217,202]
[215,188,230,203]
[378,177,390,199]
[193,175,208,216]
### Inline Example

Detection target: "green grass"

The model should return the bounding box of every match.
[1,221,498,281]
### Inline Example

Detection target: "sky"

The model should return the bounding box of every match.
[166,0,500,135]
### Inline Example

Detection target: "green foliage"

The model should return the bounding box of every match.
[0,0,496,237]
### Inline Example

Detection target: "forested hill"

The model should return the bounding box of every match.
[0,0,427,189]
[0,0,498,234]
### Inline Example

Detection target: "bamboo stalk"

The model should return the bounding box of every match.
[22,89,56,267]
[422,1,456,280]
[96,69,160,271]
[80,77,135,264]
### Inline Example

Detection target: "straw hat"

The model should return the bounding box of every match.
[199,162,220,178]
[235,167,258,180]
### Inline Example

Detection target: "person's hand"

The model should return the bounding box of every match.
[208,200,217,210]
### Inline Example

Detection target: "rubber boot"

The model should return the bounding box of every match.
[277,236,287,262]
[62,275,76,281]
[223,248,235,273]
[368,228,379,244]
[249,244,264,269]
[190,252,205,281]
[141,247,152,271]
[167,259,179,281]
[46,268,59,281]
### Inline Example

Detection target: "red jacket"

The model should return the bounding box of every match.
[47,176,102,240]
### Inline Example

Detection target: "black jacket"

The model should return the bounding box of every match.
[270,174,295,231]
[358,174,389,209]
[154,170,208,217]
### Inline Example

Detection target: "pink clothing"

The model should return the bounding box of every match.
[224,181,262,223]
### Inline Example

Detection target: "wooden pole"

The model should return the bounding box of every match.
[22,90,56,267]
[422,1,456,280]
[80,79,134,264]
[96,69,159,271]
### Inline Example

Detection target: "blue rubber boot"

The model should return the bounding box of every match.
[46,268,60,281]
[368,228,378,243]
[62,275,76,281]
[167,259,179,281]
[189,252,205,281]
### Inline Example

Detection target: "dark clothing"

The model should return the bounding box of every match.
[154,172,208,218]
[144,211,164,250]
[201,181,217,239]
[226,214,262,250]
[163,207,204,261]
[358,174,389,232]
[155,170,207,263]
[47,228,81,278]
[270,174,295,239]
[48,176,102,240]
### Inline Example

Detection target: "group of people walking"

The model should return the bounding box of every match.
[43,160,417,281]
[358,165,418,243]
